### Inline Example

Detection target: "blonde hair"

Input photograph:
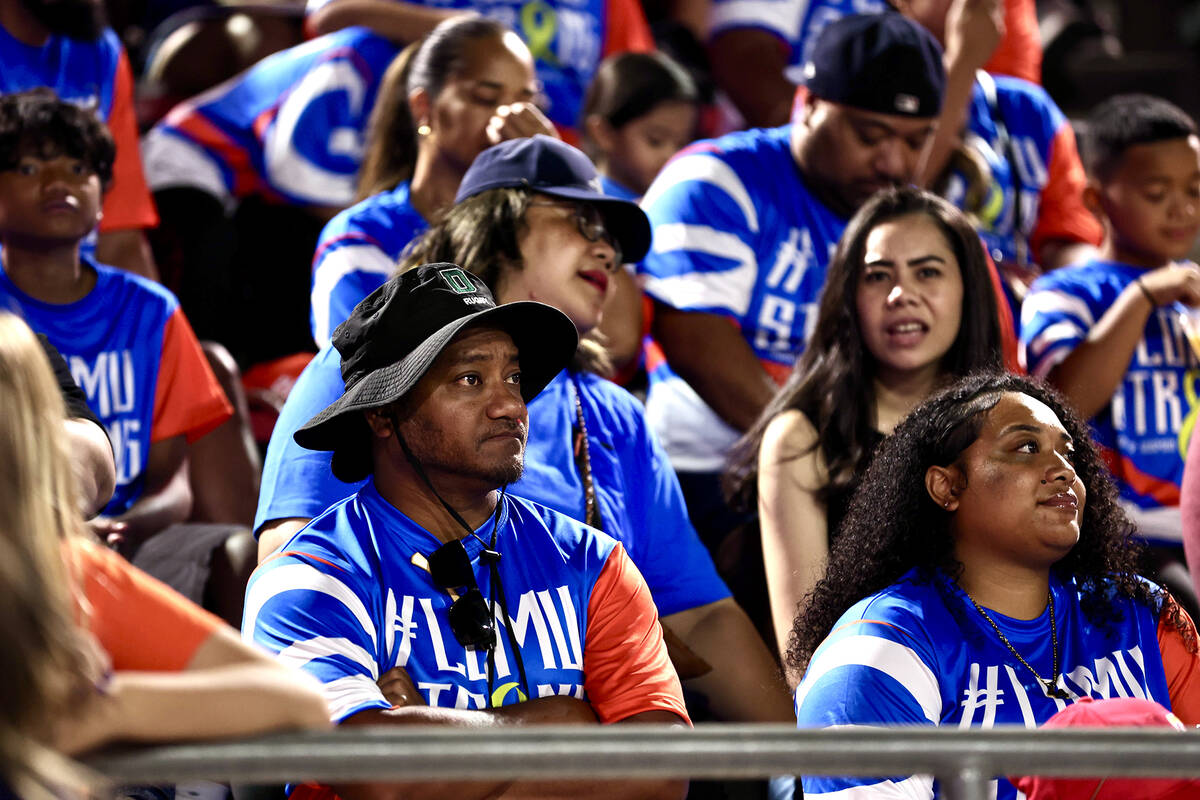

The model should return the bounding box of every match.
[0,313,92,797]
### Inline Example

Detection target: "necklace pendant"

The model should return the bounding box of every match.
[1044,679,1069,700]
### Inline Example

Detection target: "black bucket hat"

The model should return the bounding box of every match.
[455,134,652,264]
[295,263,578,481]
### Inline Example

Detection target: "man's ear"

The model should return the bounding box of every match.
[925,463,963,512]
[364,408,395,439]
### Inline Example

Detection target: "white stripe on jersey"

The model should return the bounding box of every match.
[1026,326,1084,377]
[311,243,397,347]
[643,153,760,234]
[804,774,935,800]
[797,634,941,724]
[710,0,808,39]
[276,635,380,679]
[645,223,757,315]
[322,674,389,722]
[244,562,378,650]
[1020,290,1095,333]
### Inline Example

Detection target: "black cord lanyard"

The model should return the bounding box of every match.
[396,434,530,706]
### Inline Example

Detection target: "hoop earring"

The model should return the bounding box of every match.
[417,123,431,136]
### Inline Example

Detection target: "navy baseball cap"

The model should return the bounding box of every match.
[296,263,578,482]
[455,135,652,263]
[786,12,945,118]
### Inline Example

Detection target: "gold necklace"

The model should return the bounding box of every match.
[961,586,1070,700]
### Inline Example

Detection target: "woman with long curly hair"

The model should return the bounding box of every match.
[792,371,1200,800]
[725,187,1004,672]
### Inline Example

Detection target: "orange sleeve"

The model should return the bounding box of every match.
[601,0,654,56]
[583,543,690,725]
[70,539,223,671]
[151,307,232,444]
[1029,123,1105,264]
[982,0,1042,84]
[1158,597,1200,725]
[99,48,159,232]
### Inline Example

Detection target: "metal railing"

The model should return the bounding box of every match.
[88,724,1200,800]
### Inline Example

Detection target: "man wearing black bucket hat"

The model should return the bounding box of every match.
[244,263,689,800]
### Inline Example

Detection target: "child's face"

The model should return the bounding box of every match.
[607,100,697,197]
[1098,135,1200,267]
[0,151,102,247]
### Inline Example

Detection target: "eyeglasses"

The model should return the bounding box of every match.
[528,201,622,266]
[427,539,496,651]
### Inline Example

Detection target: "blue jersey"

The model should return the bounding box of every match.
[0,24,119,117]
[795,569,1172,800]
[637,125,845,472]
[1021,259,1196,516]
[309,181,429,347]
[255,350,729,616]
[302,0,652,135]
[145,28,399,207]
[0,260,230,515]
[244,483,688,723]
[942,74,1100,267]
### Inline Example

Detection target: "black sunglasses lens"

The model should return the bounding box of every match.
[449,588,496,650]
[428,539,474,589]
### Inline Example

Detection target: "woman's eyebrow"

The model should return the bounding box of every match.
[999,422,1074,444]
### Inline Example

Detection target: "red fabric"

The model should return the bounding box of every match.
[984,247,1022,373]
[982,0,1042,85]
[583,543,690,725]
[1098,444,1182,507]
[1159,599,1200,725]
[150,307,232,444]
[601,0,654,56]
[70,538,222,671]
[1011,696,1200,800]
[163,104,263,198]
[1029,124,1105,264]
[100,49,158,231]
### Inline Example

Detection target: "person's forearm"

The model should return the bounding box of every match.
[115,462,193,546]
[1046,284,1152,420]
[308,0,464,40]
[96,229,159,282]
[664,599,793,723]
[65,418,116,517]
[915,50,978,188]
[652,304,778,432]
[58,664,331,755]
[708,30,793,128]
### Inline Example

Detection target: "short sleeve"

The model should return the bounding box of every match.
[639,149,763,320]
[601,0,654,54]
[794,618,940,799]
[582,544,690,725]
[243,549,388,722]
[1019,272,1100,377]
[1158,597,1200,725]
[1028,123,1104,263]
[310,236,396,348]
[71,539,223,671]
[151,307,233,444]
[98,48,158,232]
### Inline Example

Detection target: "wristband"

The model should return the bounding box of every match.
[1135,277,1157,307]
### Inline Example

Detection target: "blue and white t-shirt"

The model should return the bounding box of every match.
[795,568,1173,800]
[309,181,429,347]
[244,483,688,723]
[144,28,399,207]
[637,125,845,472]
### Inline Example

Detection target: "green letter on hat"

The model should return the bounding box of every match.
[439,268,475,294]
